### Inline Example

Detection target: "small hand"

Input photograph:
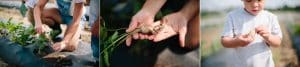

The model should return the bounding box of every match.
[255,25,270,39]
[235,34,254,47]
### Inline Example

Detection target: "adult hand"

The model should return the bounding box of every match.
[152,12,188,47]
[125,10,155,46]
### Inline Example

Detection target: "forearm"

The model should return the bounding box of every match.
[221,37,241,48]
[179,0,199,21]
[264,35,281,47]
[141,0,167,16]
[63,3,84,43]
[185,14,199,49]
[33,7,42,25]
[33,0,47,25]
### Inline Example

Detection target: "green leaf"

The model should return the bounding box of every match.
[100,26,107,41]
[104,51,110,67]
[109,31,119,42]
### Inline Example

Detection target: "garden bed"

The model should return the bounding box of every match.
[0,18,96,67]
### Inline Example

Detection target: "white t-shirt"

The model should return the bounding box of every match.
[222,8,282,67]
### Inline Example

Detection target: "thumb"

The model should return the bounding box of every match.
[179,27,187,47]
[126,36,132,47]
[126,20,138,32]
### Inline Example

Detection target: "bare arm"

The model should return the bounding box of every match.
[141,0,167,16]
[33,0,48,34]
[177,0,200,48]
[255,25,282,47]
[264,35,281,47]
[221,34,254,48]
[221,37,242,48]
[178,0,199,21]
[62,3,84,44]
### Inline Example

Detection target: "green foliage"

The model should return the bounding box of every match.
[100,20,128,67]
[0,18,49,54]
[293,24,300,35]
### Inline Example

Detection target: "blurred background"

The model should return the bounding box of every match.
[201,0,300,67]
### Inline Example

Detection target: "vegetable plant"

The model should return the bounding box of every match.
[0,18,51,56]
[100,18,164,67]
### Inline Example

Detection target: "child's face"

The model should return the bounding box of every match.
[243,0,265,15]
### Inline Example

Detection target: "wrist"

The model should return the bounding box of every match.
[141,0,166,17]
[35,21,42,26]
[177,11,192,22]
[139,8,156,18]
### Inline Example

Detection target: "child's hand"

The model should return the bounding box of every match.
[235,34,254,47]
[255,25,270,39]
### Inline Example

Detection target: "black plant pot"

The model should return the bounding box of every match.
[0,37,51,67]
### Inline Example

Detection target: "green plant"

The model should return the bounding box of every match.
[100,20,128,67]
[100,18,164,67]
[0,18,50,55]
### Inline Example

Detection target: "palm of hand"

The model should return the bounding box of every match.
[153,12,188,47]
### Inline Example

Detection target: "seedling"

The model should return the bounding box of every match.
[100,21,164,67]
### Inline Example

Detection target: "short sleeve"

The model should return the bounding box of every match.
[270,15,282,38]
[74,0,85,3]
[25,0,38,8]
[222,15,235,37]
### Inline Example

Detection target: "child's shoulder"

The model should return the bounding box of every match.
[227,8,244,16]
[261,10,278,18]
[226,8,248,18]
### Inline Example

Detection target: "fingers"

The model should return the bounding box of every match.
[139,34,146,39]
[126,20,138,32]
[35,26,43,34]
[51,42,65,52]
[179,27,187,47]
[237,35,252,47]
[153,24,177,42]
[133,33,139,39]
[239,34,254,42]
[255,25,270,38]
[126,36,132,46]
[257,30,268,35]
[148,35,155,40]
[35,29,41,34]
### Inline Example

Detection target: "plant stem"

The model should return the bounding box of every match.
[100,28,141,54]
